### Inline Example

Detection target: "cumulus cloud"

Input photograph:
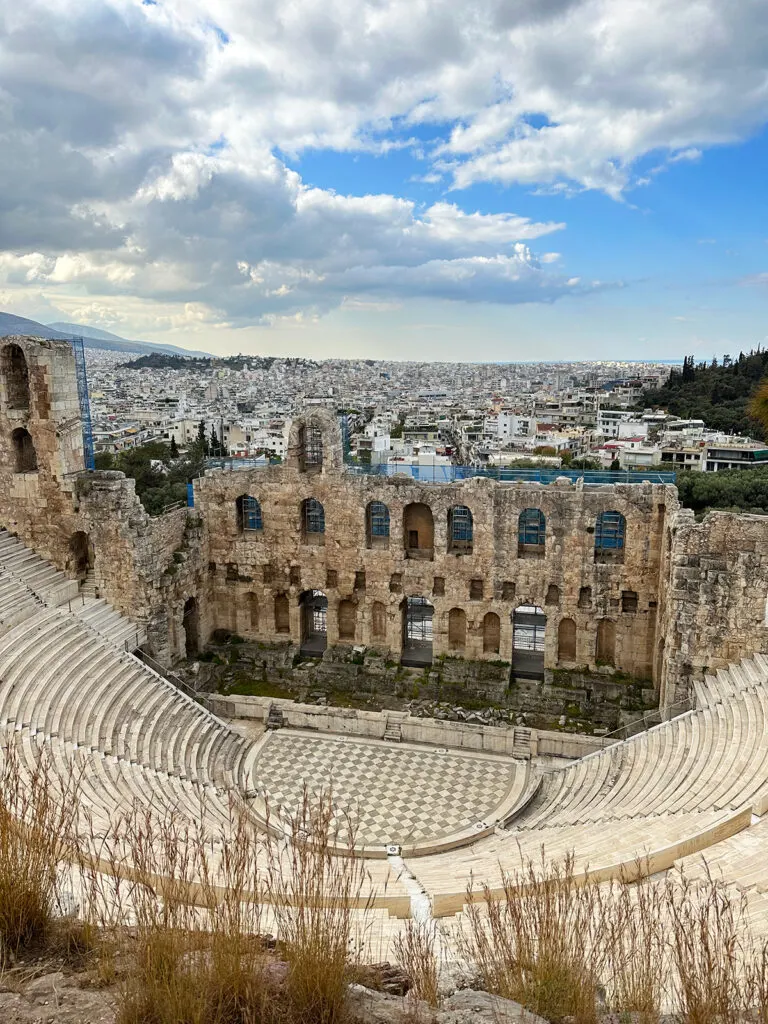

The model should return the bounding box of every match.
[1,0,766,329]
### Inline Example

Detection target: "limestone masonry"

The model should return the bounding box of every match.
[2,335,767,709]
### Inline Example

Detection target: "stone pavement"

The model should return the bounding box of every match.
[250,730,517,848]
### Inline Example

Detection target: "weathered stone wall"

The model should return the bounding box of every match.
[193,409,673,683]
[6,336,768,709]
[0,336,85,565]
[659,509,768,704]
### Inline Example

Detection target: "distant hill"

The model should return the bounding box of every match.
[0,311,209,358]
[48,322,210,358]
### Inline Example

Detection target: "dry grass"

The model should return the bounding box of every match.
[0,741,81,961]
[459,853,606,1024]
[265,791,374,1024]
[458,852,768,1024]
[393,919,440,1008]
[12,735,768,1022]
[73,787,374,1024]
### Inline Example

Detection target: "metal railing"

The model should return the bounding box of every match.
[136,649,198,699]
[597,695,694,747]
[203,456,676,486]
[150,500,187,517]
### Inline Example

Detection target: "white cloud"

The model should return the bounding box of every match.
[1,0,767,330]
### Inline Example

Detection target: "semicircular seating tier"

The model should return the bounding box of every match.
[4,530,768,933]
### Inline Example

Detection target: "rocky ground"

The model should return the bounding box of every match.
[0,966,548,1024]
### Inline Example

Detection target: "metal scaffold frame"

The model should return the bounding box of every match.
[70,336,95,470]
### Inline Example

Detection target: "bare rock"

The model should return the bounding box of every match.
[347,984,549,1024]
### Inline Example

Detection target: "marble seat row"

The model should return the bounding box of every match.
[508,681,768,831]
[0,608,249,796]
[0,530,79,607]
[73,596,148,650]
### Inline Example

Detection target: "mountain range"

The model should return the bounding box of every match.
[0,311,209,358]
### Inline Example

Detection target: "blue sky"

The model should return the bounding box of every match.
[1,0,767,360]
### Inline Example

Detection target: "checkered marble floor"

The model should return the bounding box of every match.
[251,731,516,848]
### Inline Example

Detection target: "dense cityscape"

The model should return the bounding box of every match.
[87,347,768,478]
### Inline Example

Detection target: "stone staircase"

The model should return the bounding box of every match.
[80,569,98,597]
[383,713,403,742]
[0,530,79,610]
[0,531,146,651]
[512,726,532,759]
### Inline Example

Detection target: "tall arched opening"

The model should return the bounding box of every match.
[483,612,500,654]
[300,589,327,656]
[69,531,93,579]
[403,503,434,560]
[511,604,546,680]
[1,344,30,411]
[401,596,433,667]
[11,428,37,473]
[183,597,199,658]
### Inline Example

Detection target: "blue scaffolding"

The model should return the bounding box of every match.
[70,336,95,470]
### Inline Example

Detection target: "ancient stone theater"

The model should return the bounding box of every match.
[3,332,768,941]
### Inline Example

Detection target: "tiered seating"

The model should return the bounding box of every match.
[0,570,43,633]
[73,596,148,650]
[406,652,768,918]
[0,530,79,607]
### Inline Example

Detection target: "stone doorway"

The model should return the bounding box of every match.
[300,590,328,656]
[512,604,546,680]
[401,596,434,667]
[69,531,93,579]
[183,596,199,658]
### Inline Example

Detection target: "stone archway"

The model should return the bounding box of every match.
[69,531,93,579]
[401,596,433,667]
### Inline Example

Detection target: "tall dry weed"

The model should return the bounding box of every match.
[0,740,81,959]
[265,789,373,1024]
[394,919,440,1007]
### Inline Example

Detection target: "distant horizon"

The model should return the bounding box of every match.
[2,0,767,361]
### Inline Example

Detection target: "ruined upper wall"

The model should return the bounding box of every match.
[659,509,768,704]
[194,462,676,679]
[0,336,85,562]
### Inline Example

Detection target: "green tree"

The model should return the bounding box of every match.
[169,436,179,459]
[196,420,209,457]
[748,379,768,437]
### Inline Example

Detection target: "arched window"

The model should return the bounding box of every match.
[371,601,387,640]
[518,508,545,557]
[302,498,325,545]
[11,427,37,473]
[596,618,616,665]
[595,511,626,562]
[366,501,390,548]
[338,599,356,641]
[236,495,262,532]
[1,344,30,411]
[298,423,323,473]
[448,505,473,554]
[403,503,434,560]
[274,593,290,634]
[545,584,560,606]
[483,612,500,654]
[558,618,577,662]
[448,607,467,650]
